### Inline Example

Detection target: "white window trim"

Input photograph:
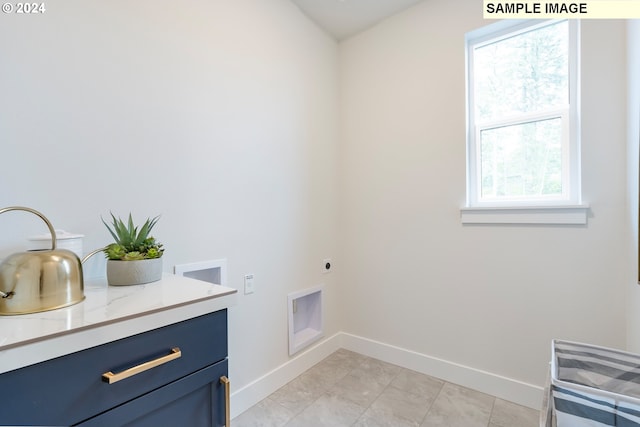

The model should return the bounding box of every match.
[462,19,584,225]
[460,205,589,225]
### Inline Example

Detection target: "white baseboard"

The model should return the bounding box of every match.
[340,332,543,411]
[230,332,543,419]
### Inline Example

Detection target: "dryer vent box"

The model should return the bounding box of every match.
[288,285,324,356]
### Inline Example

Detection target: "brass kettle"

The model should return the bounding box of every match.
[0,206,85,315]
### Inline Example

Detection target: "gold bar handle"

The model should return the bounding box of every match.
[102,347,182,384]
[220,375,230,427]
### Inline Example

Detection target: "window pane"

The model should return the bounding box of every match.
[480,118,562,199]
[474,21,568,122]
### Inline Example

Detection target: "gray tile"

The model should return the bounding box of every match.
[284,392,367,427]
[269,375,326,414]
[354,410,418,427]
[350,356,403,386]
[489,398,539,427]
[232,397,295,427]
[271,349,366,414]
[330,369,388,407]
[390,368,445,401]
[325,348,369,369]
[298,365,345,393]
[359,384,434,426]
[299,350,362,390]
[421,383,495,427]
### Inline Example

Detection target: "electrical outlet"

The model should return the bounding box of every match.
[244,274,255,294]
[323,259,332,274]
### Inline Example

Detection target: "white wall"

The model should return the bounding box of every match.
[0,0,340,407]
[339,0,629,392]
[627,21,640,352]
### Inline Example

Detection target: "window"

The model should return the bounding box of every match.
[463,20,586,224]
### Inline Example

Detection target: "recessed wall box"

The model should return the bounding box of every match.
[287,285,324,355]
[174,259,227,286]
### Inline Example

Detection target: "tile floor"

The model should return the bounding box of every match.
[232,349,540,427]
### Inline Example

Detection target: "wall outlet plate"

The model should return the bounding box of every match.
[244,274,255,294]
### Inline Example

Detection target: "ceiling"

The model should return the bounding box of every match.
[290,0,425,41]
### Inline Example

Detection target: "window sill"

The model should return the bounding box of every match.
[460,205,590,225]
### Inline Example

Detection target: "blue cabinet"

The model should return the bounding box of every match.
[78,360,228,426]
[0,309,229,426]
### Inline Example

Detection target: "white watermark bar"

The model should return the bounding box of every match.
[483,0,640,19]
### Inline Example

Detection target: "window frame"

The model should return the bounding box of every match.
[463,19,587,224]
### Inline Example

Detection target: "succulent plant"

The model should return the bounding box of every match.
[102,213,164,261]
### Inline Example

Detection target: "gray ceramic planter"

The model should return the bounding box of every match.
[106,258,162,286]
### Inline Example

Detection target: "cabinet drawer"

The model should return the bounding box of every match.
[0,309,227,426]
[78,359,228,427]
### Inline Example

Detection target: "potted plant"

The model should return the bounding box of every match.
[102,213,164,286]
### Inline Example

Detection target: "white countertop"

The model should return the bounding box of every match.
[0,274,238,374]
